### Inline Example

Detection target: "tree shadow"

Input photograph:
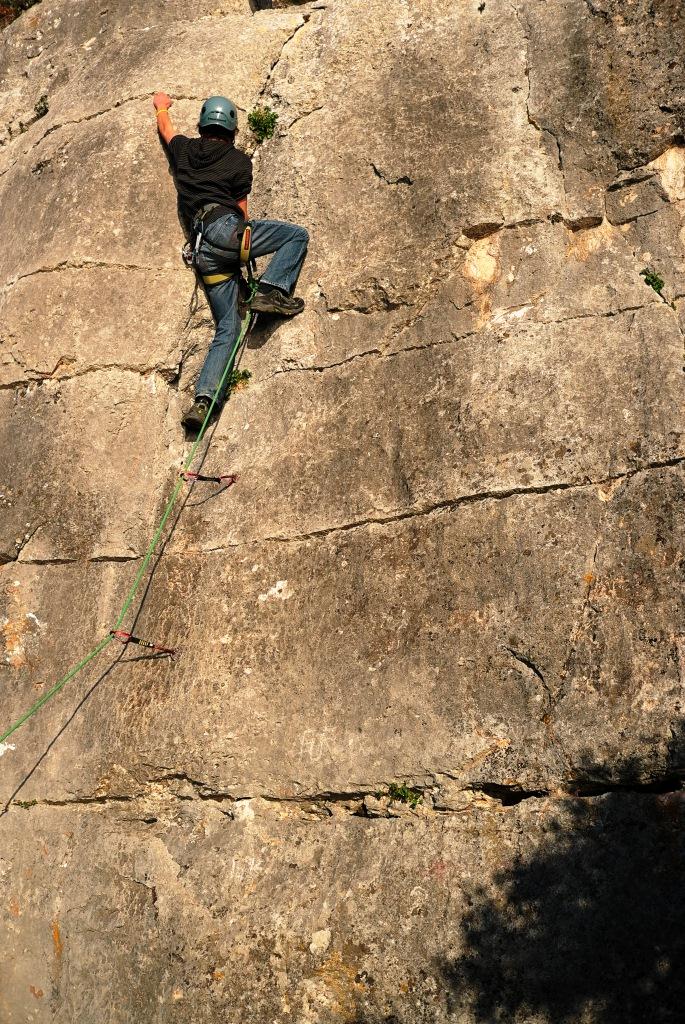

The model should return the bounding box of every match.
[441,723,685,1023]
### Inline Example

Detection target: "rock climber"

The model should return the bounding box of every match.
[153,91,309,431]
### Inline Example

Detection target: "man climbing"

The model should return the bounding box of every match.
[153,91,309,431]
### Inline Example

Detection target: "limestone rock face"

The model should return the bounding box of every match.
[0,1,683,1021]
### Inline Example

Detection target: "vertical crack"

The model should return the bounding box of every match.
[510,1,565,179]
[1,523,43,565]
[557,538,601,713]
[503,645,554,713]
[257,12,312,107]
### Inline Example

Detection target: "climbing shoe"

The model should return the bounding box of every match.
[250,287,305,316]
[182,398,212,432]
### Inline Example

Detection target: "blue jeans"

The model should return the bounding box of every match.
[194,215,309,404]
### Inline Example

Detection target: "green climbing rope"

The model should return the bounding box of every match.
[0,634,114,748]
[0,307,255,749]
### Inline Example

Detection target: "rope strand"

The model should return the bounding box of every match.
[0,306,254,748]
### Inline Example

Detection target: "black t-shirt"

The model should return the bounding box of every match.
[168,135,253,223]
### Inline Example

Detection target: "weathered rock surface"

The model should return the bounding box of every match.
[0,1,683,1021]
[2,792,684,1023]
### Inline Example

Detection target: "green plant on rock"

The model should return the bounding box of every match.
[34,94,48,119]
[228,368,252,393]
[640,267,665,295]
[387,782,422,809]
[248,106,279,143]
[14,799,37,809]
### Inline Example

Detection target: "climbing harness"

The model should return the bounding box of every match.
[183,204,256,289]
[240,223,252,265]
[109,631,177,658]
[0,302,257,750]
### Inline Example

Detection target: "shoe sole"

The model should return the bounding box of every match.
[182,418,204,432]
[182,408,211,431]
[250,300,304,316]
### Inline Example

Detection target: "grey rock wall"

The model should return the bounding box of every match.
[0,1,683,1021]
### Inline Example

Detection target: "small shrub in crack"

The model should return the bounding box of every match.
[640,267,665,295]
[34,94,48,119]
[248,106,278,143]
[14,799,37,809]
[227,368,251,393]
[386,782,422,809]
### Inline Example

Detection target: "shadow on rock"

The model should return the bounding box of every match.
[245,311,284,350]
[442,725,685,1023]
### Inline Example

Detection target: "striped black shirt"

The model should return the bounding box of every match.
[168,135,252,223]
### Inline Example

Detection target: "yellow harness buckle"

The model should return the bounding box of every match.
[202,272,236,286]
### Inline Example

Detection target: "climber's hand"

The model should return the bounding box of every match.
[153,92,173,111]
[153,94,177,145]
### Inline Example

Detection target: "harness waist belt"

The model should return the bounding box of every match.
[197,203,242,228]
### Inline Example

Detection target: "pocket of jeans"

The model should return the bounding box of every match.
[205,214,243,251]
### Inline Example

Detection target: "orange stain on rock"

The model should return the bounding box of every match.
[52,919,63,960]
[313,950,367,1020]
[2,614,29,669]
[565,219,614,263]
[9,896,21,917]
[29,986,44,999]
[461,234,501,327]
[1,582,40,670]
[428,858,450,881]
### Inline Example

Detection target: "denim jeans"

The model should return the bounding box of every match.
[194,214,309,404]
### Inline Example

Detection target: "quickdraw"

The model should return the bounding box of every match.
[180,471,237,486]
[109,630,176,657]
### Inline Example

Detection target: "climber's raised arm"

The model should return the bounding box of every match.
[153,92,177,146]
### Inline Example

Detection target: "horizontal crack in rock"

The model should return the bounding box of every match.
[240,456,685,547]
[474,783,549,806]
[0,362,177,391]
[7,458,683,567]
[0,93,208,175]
[565,776,685,798]
[2,258,168,293]
[267,302,663,379]
[370,162,414,186]
[10,776,682,817]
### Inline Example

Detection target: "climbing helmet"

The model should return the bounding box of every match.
[199,95,238,132]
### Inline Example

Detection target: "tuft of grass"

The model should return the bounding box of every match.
[14,799,37,809]
[640,267,665,295]
[34,94,48,119]
[386,782,422,809]
[227,368,251,393]
[248,106,279,143]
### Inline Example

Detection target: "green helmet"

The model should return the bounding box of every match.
[199,95,238,132]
